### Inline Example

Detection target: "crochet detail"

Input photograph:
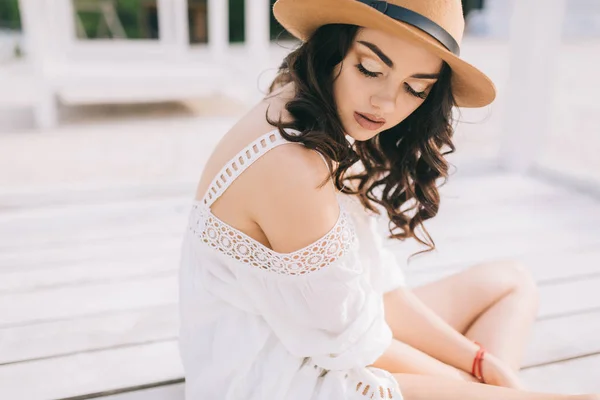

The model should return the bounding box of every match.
[188,127,357,275]
[201,130,295,208]
[188,203,356,276]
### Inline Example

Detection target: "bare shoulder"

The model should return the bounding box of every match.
[247,142,341,254]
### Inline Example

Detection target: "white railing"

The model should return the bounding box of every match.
[17,0,273,129]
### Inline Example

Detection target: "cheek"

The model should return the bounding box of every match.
[334,64,364,107]
[389,102,423,128]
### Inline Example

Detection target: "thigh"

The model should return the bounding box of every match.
[409,260,525,334]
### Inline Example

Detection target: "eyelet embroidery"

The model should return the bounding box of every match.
[355,381,395,399]
[188,204,356,276]
[188,127,357,275]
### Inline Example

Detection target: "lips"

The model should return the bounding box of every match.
[359,112,385,123]
[354,111,386,131]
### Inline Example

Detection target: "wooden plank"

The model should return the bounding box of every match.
[0,310,600,400]
[0,173,569,246]
[538,276,600,319]
[0,171,596,400]
[440,172,564,194]
[437,173,567,205]
[392,224,600,271]
[404,260,600,320]
[0,341,183,400]
[2,321,597,400]
[524,311,600,368]
[4,232,595,328]
[430,182,600,234]
[0,217,186,252]
[0,255,178,294]
[0,275,177,327]
[3,265,598,368]
[425,200,600,241]
[520,353,600,394]
[6,189,594,273]
[406,247,600,287]
[0,196,190,223]
[99,383,184,400]
[0,235,182,272]
[0,304,177,365]
[4,265,597,370]
[0,198,190,250]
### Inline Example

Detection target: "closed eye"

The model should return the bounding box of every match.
[404,83,428,100]
[357,63,428,100]
[356,63,379,78]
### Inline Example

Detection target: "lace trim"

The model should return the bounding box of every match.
[201,129,299,208]
[188,203,356,276]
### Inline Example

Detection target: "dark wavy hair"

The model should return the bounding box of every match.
[265,24,456,257]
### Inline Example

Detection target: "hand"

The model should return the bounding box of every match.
[479,353,523,389]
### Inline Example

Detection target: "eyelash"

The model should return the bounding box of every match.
[355,63,428,100]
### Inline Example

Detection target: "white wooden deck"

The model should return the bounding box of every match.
[1,170,599,399]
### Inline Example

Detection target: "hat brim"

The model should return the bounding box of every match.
[273,0,496,108]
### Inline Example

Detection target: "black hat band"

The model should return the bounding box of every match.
[357,0,461,56]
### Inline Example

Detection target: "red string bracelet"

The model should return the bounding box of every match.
[471,341,486,383]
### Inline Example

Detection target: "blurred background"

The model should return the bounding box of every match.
[0,1,599,399]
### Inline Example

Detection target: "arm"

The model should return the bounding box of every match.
[249,144,339,253]
[362,210,480,376]
[382,286,480,375]
[243,144,403,397]
[370,336,479,382]
[379,287,523,388]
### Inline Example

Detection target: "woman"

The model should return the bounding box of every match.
[178,0,597,399]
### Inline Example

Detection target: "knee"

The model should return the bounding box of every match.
[496,260,539,307]
[475,260,539,305]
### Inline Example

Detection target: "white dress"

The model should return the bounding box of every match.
[178,128,408,399]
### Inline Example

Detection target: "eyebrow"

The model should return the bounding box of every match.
[356,40,440,80]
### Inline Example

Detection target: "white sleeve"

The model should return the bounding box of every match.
[244,257,403,400]
[369,214,408,293]
[341,194,408,293]
[248,253,392,371]
[232,200,404,399]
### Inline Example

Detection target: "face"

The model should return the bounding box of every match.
[332,28,444,141]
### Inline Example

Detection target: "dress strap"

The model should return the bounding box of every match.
[201,128,304,208]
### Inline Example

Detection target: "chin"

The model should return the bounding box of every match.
[344,126,380,142]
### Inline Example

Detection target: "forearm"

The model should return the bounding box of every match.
[383,287,480,373]
[370,337,479,383]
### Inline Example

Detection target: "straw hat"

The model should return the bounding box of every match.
[272,0,496,108]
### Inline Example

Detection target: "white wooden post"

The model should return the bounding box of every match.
[158,0,189,55]
[157,0,174,46]
[208,0,228,60]
[243,0,271,99]
[499,0,567,172]
[53,0,77,54]
[19,0,59,129]
[245,0,270,58]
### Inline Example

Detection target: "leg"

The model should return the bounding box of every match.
[370,337,478,382]
[410,260,540,371]
[391,373,596,400]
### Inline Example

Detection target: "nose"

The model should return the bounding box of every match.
[370,87,396,115]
